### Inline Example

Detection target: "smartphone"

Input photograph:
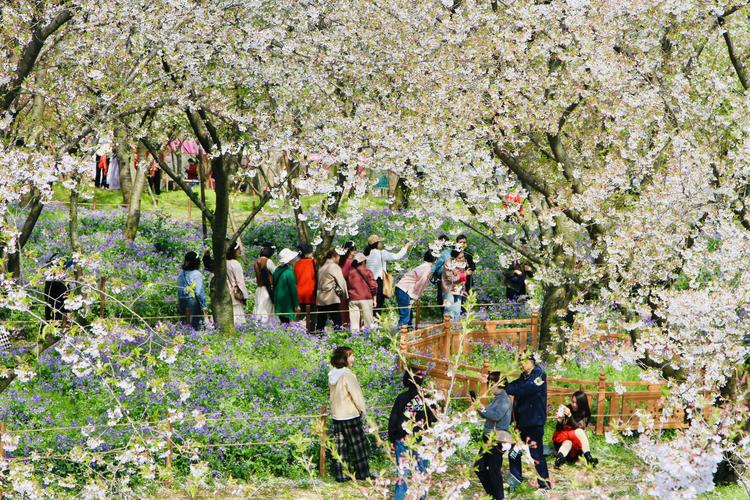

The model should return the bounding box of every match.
[469,390,477,402]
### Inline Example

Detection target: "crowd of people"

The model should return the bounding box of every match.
[175,233,513,332]
[327,346,598,498]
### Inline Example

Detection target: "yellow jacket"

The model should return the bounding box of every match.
[328,367,367,420]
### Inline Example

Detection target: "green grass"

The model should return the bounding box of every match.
[52,183,391,223]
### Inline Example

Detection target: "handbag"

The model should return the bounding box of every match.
[380,251,394,298]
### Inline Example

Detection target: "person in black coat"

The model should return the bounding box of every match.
[506,352,551,490]
[388,370,437,500]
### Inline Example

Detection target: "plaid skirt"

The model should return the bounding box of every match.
[330,416,370,481]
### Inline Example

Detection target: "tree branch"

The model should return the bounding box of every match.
[718,17,749,90]
[0,8,73,113]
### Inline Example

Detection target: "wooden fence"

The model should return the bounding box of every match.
[399,314,695,435]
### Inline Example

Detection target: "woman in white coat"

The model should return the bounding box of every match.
[226,242,250,326]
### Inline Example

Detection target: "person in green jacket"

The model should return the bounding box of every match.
[273,248,300,324]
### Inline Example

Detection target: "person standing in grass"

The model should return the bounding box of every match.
[343,253,377,333]
[294,243,317,333]
[226,242,249,326]
[388,370,436,500]
[364,234,412,316]
[253,244,276,322]
[431,234,453,315]
[316,249,348,331]
[395,251,436,329]
[328,346,372,482]
[177,251,208,329]
[506,352,551,491]
[441,249,468,322]
[339,241,356,327]
[475,371,512,500]
[272,248,300,324]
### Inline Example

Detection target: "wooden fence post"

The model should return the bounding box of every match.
[414,299,421,330]
[318,405,328,478]
[442,314,452,359]
[92,198,97,210]
[99,276,106,319]
[530,309,540,349]
[399,325,409,370]
[165,419,173,470]
[596,371,607,435]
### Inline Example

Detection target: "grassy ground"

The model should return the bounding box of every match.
[52,184,390,222]
[156,431,647,499]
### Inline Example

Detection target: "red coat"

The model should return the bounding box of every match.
[344,264,377,301]
[294,258,317,305]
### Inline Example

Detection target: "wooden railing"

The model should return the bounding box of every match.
[399,315,695,435]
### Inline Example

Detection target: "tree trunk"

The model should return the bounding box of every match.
[6,194,44,279]
[282,152,310,245]
[210,154,235,333]
[69,189,81,253]
[115,127,133,204]
[316,164,346,256]
[124,150,148,241]
[390,176,411,210]
[539,284,573,351]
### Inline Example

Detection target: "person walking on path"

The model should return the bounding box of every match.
[506,352,551,491]
[344,253,377,333]
[475,371,513,500]
[177,251,208,329]
[364,235,412,316]
[328,346,372,482]
[395,251,436,329]
[294,243,317,333]
[441,249,469,322]
[431,235,453,315]
[226,242,249,326]
[316,249,348,331]
[272,248,300,324]
[388,370,437,500]
[253,244,276,322]
[552,391,598,468]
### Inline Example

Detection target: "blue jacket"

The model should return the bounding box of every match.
[506,365,547,428]
[431,248,453,277]
[177,270,207,310]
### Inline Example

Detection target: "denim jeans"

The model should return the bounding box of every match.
[394,440,428,500]
[395,287,412,328]
[444,293,461,322]
[178,296,203,329]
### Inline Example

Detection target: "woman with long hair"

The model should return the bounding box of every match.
[177,251,208,329]
[552,390,599,468]
[253,244,276,322]
[226,242,249,326]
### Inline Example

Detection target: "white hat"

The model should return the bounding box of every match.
[278,248,298,265]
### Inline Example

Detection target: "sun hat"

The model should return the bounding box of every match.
[278,248,299,265]
[367,234,381,246]
[353,252,367,263]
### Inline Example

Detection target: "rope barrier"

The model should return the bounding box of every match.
[0,301,530,325]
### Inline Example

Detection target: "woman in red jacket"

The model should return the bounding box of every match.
[344,253,377,333]
[294,244,317,333]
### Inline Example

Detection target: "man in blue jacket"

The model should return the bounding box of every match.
[506,352,551,490]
